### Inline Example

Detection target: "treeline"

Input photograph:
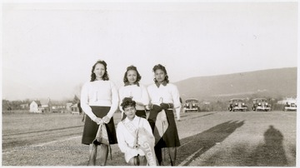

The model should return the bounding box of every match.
[2,99,31,111]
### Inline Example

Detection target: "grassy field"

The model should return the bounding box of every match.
[2,111,296,166]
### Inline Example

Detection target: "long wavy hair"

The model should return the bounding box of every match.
[153,64,169,83]
[90,60,109,82]
[123,65,142,86]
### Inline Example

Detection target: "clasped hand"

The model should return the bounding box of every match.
[94,116,110,125]
[160,103,170,110]
[147,103,169,111]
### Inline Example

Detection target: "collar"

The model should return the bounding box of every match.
[155,81,168,87]
[124,115,139,123]
[124,82,140,87]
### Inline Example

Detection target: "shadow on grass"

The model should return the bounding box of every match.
[203,125,289,166]
[176,120,244,166]
[250,125,288,166]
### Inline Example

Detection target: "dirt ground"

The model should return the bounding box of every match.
[2,111,296,166]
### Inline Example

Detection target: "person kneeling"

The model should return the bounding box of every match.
[116,98,157,166]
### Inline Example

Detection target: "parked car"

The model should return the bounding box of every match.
[284,100,297,111]
[228,98,248,112]
[252,98,271,111]
[183,98,200,112]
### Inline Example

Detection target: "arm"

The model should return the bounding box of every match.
[171,85,181,109]
[143,119,154,137]
[132,85,149,106]
[118,87,125,112]
[146,86,153,110]
[106,81,119,118]
[141,85,150,106]
[137,119,155,146]
[116,123,131,154]
[80,83,97,122]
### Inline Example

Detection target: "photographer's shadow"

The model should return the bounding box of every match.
[251,125,287,166]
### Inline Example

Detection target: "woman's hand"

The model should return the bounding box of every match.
[102,116,111,124]
[146,103,153,110]
[152,104,163,112]
[160,103,170,110]
[94,117,103,125]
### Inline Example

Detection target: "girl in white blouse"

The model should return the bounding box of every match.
[119,65,149,119]
[80,60,119,166]
[147,64,181,166]
[117,98,156,166]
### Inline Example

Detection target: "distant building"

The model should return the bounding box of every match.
[20,103,29,109]
[66,102,73,112]
[40,98,52,113]
[29,101,42,113]
[51,103,66,113]
[70,102,82,114]
[71,103,79,112]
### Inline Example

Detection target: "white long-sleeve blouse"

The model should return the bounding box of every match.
[80,80,119,121]
[118,84,149,111]
[116,116,154,162]
[147,83,181,109]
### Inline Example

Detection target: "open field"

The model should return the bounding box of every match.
[2,111,296,166]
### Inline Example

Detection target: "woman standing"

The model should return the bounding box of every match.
[147,64,181,166]
[80,60,119,166]
[119,65,149,119]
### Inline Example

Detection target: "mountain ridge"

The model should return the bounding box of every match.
[175,67,297,101]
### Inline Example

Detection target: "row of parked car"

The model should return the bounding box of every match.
[227,98,297,112]
[182,98,297,112]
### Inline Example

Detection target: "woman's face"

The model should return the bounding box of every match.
[127,70,137,84]
[94,63,105,79]
[124,106,136,120]
[154,69,166,83]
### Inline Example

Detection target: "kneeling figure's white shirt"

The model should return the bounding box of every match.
[116,116,154,162]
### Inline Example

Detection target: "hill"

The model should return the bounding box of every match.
[175,67,297,102]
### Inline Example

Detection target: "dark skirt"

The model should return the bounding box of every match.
[148,108,180,148]
[121,110,146,120]
[82,106,118,145]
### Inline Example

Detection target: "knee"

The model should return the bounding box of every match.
[138,156,147,165]
[128,156,138,165]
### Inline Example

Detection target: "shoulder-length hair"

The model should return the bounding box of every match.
[123,65,142,86]
[153,64,169,84]
[90,60,109,82]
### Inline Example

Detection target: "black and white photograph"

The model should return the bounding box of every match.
[2,0,298,166]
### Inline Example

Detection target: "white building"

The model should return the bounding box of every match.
[29,101,42,113]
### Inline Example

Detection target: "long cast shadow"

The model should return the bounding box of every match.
[249,125,288,166]
[202,125,289,166]
[176,120,244,166]
[77,120,244,166]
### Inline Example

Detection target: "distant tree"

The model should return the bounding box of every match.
[72,95,80,104]
[2,99,11,111]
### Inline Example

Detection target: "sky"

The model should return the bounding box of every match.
[2,1,298,101]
